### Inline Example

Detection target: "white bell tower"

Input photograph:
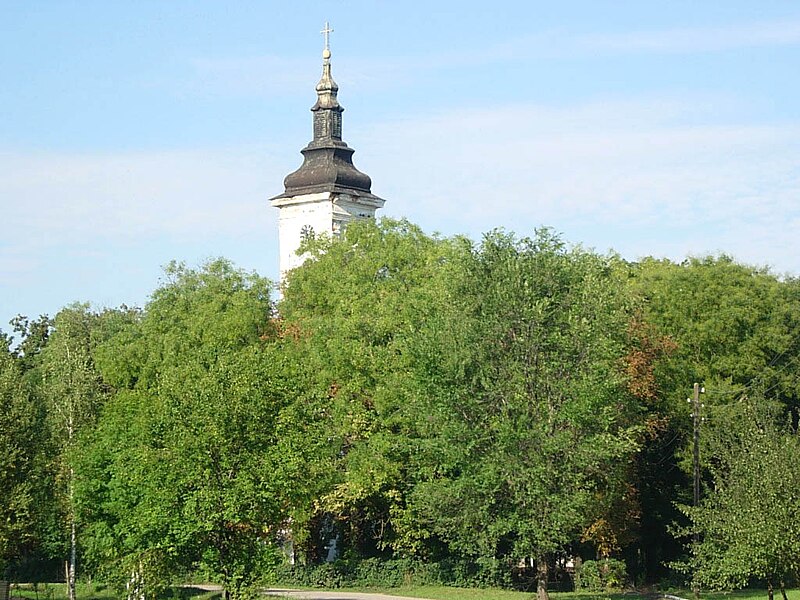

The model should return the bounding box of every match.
[270,23,385,284]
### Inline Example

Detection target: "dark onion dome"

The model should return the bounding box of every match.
[272,44,379,200]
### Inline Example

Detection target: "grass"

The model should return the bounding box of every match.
[688,592,800,600]
[330,585,559,599]
[9,583,222,600]
[314,587,800,600]
[7,583,800,600]
[10,582,117,600]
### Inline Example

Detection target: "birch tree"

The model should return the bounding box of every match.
[38,305,115,600]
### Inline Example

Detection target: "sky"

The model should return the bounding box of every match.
[2,1,799,331]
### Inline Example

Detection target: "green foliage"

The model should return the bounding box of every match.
[626,257,800,580]
[9,218,800,595]
[0,348,47,573]
[273,556,504,589]
[408,230,643,572]
[76,259,310,598]
[0,316,65,581]
[9,314,53,373]
[679,398,800,591]
[280,221,644,599]
[632,256,800,417]
[32,304,139,597]
[12,581,118,600]
[279,219,470,557]
[575,559,628,591]
[40,305,113,446]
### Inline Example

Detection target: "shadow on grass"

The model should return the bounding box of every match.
[166,586,224,600]
[10,583,227,600]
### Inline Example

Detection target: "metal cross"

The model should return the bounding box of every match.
[321,21,334,52]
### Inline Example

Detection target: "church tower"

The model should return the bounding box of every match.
[271,23,385,283]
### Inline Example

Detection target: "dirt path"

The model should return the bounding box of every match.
[183,584,431,600]
[263,589,431,600]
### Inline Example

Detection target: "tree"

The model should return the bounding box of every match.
[78,259,311,599]
[36,305,115,600]
[628,257,800,580]
[9,314,52,373]
[278,219,470,560]
[281,223,646,598]
[630,257,800,420]
[405,230,643,600]
[0,344,47,576]
[680,398,800,600]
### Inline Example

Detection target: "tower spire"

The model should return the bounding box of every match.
[311,21,342,142]
[275,21,378,197]
[270,24,385,282]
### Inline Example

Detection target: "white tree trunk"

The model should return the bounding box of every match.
[126,564,145,600]
[67,442,76,600]
[67,517,76,600]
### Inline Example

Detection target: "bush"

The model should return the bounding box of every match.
[271,557,506,589]
[575,558,627,591]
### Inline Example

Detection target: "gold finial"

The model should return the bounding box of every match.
[321,21,333,59]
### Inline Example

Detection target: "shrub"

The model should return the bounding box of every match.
[575,558,627,591]
[271,557,505,589]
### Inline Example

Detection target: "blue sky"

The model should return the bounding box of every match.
[2,1,799,330]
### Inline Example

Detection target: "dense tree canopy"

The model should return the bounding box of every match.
[0,346,47,573]
[279,222,649,599]
[625,257,800,580]
[279,220,466,560]
[75,260,316,598]
[407,231,645,600]
[3,219,800,600]
[632,256,800,413]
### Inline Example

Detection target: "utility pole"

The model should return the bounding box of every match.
[692,382,701,519]
[691,382,703,600]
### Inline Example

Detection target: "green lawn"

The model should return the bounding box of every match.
[9,583,222,600]
[331,588,800,600]
[8,583,800,600]
[335,586,564,599]
[11,583,117,600]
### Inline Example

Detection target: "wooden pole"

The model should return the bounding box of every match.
[692,382,700,600]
